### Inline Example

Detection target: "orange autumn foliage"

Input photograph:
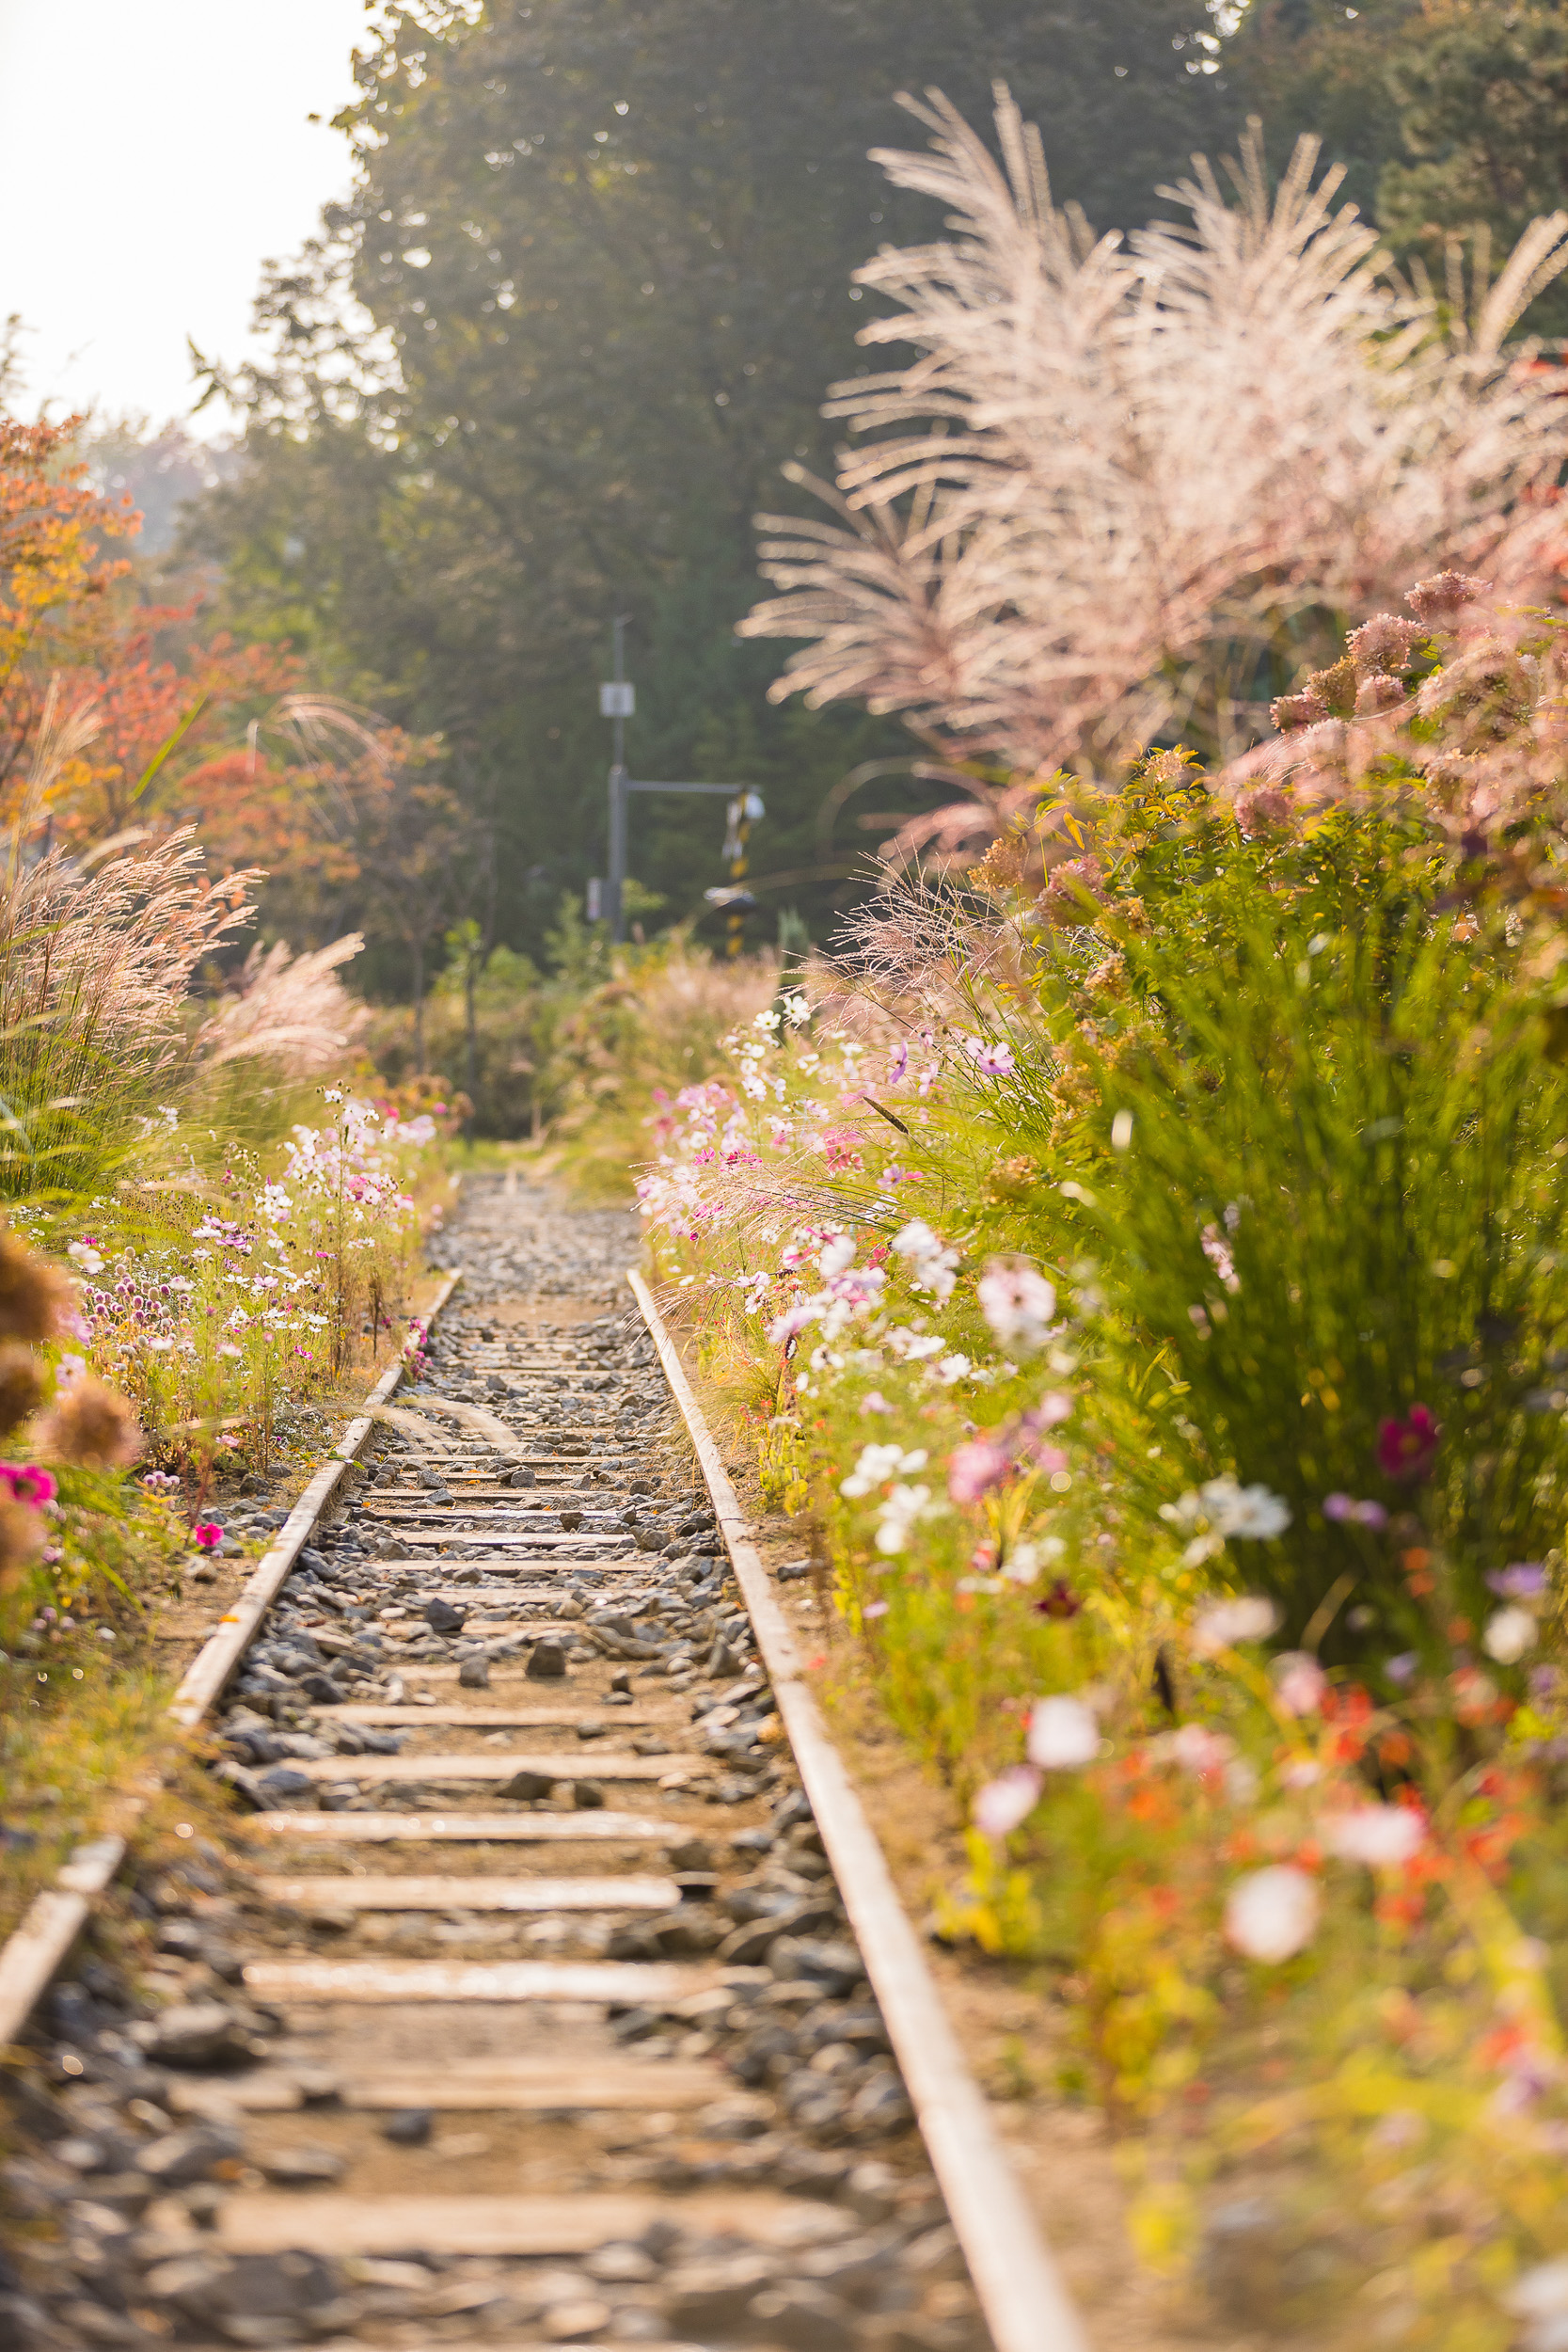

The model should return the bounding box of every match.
[0,409,370,891]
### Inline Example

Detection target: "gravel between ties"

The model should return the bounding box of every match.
[0,1173,991,2352]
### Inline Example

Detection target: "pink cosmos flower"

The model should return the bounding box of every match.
[192,1522,224,1551]
[1270,1650,1329,1717]
[1377,1404,1440,1483]
[948,1440,1012,1505]
[1323,1492,1389,1530]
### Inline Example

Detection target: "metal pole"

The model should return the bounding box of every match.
[607,763,627,945]
[608,614,629,945]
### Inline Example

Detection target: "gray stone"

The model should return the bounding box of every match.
[661,2254,776,2332]
[380,2108,433,2145]
[582,2242,657,2284]
[458,1654,490,1689]
[500,1770,557,1801]
[849,2073,915,2137]
[259,2144,345,2186]
[526,1639,567,1680]
[250,1766,317,1808]
[140,2253,233,2316]
[770,1936,863,1994]
[144,2004,261,2069]
[135,2125,242,2186]
[572,1780,606,1809]
[749,2280,858,2349]
[424,1597,467,1634]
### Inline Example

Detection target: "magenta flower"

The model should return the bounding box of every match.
[1376,1404,1440,1484]
[948,1440,1011,1505]
[0,1465,56,1506]
[192,1522,224,1551]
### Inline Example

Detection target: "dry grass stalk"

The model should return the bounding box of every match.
[199,933,370,1075]
[0,828,259,1075]
[741,90,1568,851]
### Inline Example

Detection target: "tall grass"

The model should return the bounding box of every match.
[968,804,1568,1666]
[0,827,257,1199]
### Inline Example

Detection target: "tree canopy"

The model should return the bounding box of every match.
[190,0,1241,960]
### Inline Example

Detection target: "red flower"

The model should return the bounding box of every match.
[1377,1404,1440,1484]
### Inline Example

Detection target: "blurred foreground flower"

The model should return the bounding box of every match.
[1377,1403,1440,1483]
[0,1230,71,1343]
[1323,1804,1426,1867]
[33,1375,143,1470]
[1225,1865,1321,1963]
[192,1522,223,1552]
[977,1262,1056,1356]
[1270,1650,1329,1715]
[1192,1595,1280,1656]
[974,1765,1042,1838]
[1026,1693,1101,1768]
[1483,1605,1538,1663]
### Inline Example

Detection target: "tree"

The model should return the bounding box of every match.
[1230,0,1568,335]
[187,0,1245,958]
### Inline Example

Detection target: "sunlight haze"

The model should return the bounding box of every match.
[0,0,369,432]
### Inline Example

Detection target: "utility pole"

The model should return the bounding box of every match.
[595,620,765,949]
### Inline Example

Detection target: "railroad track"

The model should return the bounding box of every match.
[1,1174,1083,2352]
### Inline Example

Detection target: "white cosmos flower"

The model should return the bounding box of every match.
[1322,1805,1426,1867]
[891,1218,960,1304]
[1164,1476,1291,1544]
[973,1766,1042,1837]
[1026,1694,1101,1769]
[977,1263,1057,1357]
[841,1442,927,1500]
[819,1233,856,1279]
[1165,1724,1236,1777]
[1225,1865,1321,1963]
[875,1483,944,1554]
[1482,1605,1537,1663]
[1191,1596,1280,1656]
[1508,2259,1568,2322]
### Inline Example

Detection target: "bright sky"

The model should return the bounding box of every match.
[0,0,371,434]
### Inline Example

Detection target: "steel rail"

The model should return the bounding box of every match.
[0,1272,463,2058]
[628,1267,1093,2352]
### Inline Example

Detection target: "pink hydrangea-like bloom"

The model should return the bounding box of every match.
[1377,1404,1440,1484]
